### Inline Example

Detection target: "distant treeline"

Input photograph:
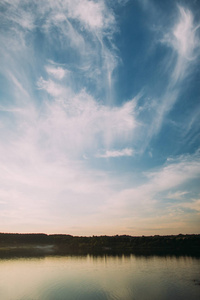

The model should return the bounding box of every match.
[0,233,199,257]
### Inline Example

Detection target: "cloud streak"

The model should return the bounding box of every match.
[101,150,200,233]
[165,5,200,83]
[139,4,200,151]
[45,65,67,80]
[96,148,134,158]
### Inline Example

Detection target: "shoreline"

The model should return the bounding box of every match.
[0,233,199,258]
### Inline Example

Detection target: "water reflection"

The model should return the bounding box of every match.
[0,255,199,300]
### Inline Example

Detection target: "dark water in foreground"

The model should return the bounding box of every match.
[0,254,199,300]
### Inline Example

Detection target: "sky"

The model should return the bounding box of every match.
[0,0,200,236]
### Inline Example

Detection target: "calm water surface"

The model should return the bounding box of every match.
[0,254,199,300]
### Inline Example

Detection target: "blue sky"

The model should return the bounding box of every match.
[0,0,200,235]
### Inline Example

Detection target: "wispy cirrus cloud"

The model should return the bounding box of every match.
[45,65,67,80]
[173,6,199,59]
[96,148,134,158]
[100,150,200,233]
[0,0,118,101]
[166,191,189,200]
[180,199,200,214]
[41,0,117,98]
[139,4,200,151]
[66,0,115,31]
[0,0,35,31]
[19,79,137,157]
[37,77,69,98]
[164,5,200,83]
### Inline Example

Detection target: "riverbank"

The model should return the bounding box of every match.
[0,233,199,258]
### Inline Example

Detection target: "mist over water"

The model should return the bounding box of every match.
[0,254,199,300]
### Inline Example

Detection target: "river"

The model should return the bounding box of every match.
[0,254,199,300]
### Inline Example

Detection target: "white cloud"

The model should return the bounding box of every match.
[181,199,200,213]
[102,151,200,222]
[96,148,134,158]
[40,0,115,32]
[0,0,35,31]
[144,157,200,192]
[45,66,67,80]
[2,69,138,161]
[173,6,198,60]
[35,84,137,156]
[37,77,70,98]
[166,191,188,200]
[0,139,114,232]
[0,0,118,107]
[141,5,200,150]
[66,0,115,31]
[8,72,30,100]
[163,5,200,83]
